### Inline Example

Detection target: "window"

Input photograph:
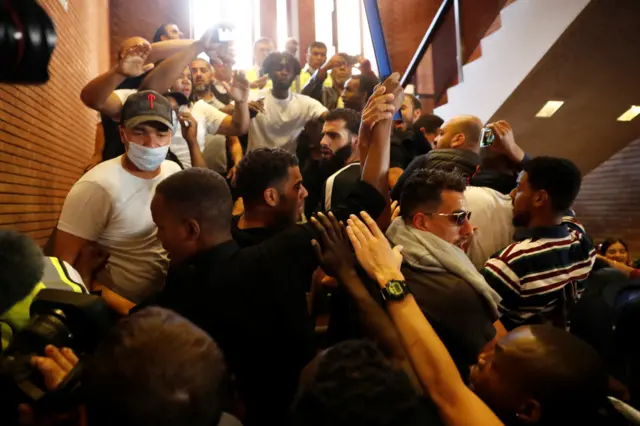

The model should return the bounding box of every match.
[191,0,259,70]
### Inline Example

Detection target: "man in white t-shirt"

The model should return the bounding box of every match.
[54,91,181,311]
[248,52,328,154]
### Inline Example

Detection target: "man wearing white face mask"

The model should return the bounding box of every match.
[55,91,181,311]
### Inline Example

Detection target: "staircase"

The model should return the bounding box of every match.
[434,0,591,123]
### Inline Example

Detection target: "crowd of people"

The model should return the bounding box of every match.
[2,21,640,426]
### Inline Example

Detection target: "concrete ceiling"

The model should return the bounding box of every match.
[489,0,640,174]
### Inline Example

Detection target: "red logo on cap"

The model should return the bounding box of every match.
[148,94,156,109]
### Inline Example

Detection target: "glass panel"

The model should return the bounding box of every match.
[336,0,360,55]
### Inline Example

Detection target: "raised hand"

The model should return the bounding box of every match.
[391,200,401,222]
[248,99,266,115]
[249,74,269,90]
[310,212,356,279]
[116,37,155,77]
[200,26,235,66]
[361,85,397,131]
[346,211,404,285]
[486,120,525,163]
[179,111,199,145]
[223,71,250,103]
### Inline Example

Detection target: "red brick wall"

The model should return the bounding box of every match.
[573,139,640,255]
[0,0,110,246]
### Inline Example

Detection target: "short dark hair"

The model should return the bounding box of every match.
[155,168,233,233]
[400,168,467,220]
[262,52,302,77]
[522,326,608,423]
[406,94,421,112]
[235,148,299,207]
[85,307,228,426]
[524,156,582,214]
[413,114,443,134]
[309,41,327,51]
[600,238,629,256]
[0,230,44,315]
[292,340,421,426]
[153,23,173,43]
[325,108,361,135]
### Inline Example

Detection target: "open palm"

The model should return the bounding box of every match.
[223,71,250,103]
[118,43,154,77]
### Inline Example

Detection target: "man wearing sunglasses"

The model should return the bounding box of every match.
[386,168,503,380]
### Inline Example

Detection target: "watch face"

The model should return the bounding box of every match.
[389,282,404,296]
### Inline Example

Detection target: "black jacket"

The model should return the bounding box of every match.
[390,149,481,200]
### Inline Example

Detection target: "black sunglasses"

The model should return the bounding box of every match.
[425,211,472,226]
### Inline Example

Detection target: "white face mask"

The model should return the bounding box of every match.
[125,140,169,171]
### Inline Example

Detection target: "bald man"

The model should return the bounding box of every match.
[390,115,483,201]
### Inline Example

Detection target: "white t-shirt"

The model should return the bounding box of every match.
[114,90,228,169]
[248,91,327,154]
[171,100,228,168]
[203,94,230,173]
[465,186,514,270]
[57,156,181,302]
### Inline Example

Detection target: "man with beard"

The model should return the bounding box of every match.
[318,108,362,210]
[482,156,596,331]
[247,52,327,154]
[189,57,243,176]
[385,168,503,377]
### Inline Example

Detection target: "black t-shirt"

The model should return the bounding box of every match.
[320,162,361,211]
[389,129,431,170]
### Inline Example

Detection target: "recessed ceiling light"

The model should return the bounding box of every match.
[535,101,564,118]
[617,106,640,122]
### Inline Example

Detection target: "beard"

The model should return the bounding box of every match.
[512,210,531,228]
[194,82,209,92]
[318,144,353,179]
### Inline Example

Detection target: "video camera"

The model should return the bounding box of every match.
[0,289,116,421]
[0,0,57,84]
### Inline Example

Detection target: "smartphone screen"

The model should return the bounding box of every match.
[218,28,234,42]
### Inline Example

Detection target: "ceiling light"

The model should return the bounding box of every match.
[535,101,564,118]
[617,106,640,122]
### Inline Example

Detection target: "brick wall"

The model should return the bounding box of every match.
[573,139,640,255]
[109,0,191,66]
[0,0,110,246]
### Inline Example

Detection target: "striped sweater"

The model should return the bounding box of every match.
[481,213,596,330]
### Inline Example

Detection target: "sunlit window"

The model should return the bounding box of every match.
[277,0,289,51]
[191,0,258,70]
[314,0,335,56]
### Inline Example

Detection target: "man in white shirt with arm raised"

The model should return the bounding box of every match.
[54,91,181,313]
[248,52,328,154]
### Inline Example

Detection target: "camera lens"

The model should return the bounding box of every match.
[0,0,57,84]
[3,312,73,359]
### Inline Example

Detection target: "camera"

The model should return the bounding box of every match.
[0,290,116,419]
[0,0,57,84]
[480,127,495,147]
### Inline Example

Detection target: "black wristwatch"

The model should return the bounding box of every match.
[380,280,410,301]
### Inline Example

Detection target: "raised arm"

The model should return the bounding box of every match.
[179,112,207,168]
[346,212,504,426]
[81,38,155,119]
[140,28,233,94]
[310,212,423,394]
[302,54,345,102]
[360,73,404,198]
[215,71,250,136]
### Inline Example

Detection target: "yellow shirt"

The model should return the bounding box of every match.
[293,65,334,93]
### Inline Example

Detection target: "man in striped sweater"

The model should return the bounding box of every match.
[482,156,596,330]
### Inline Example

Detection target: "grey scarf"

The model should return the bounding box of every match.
[386,218,502,318]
